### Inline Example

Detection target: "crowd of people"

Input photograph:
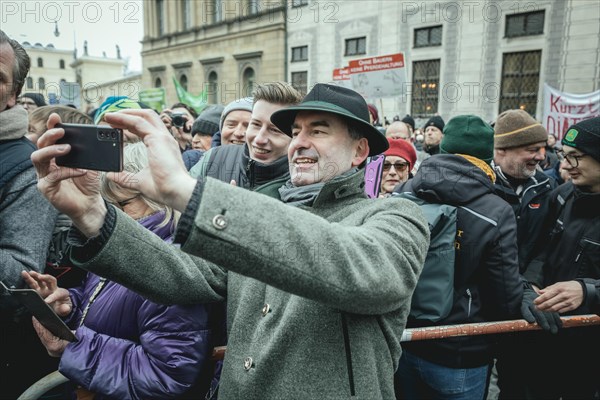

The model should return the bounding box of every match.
[1,29,599,400]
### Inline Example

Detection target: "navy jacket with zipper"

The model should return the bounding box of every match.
[395,155,523,368]
[493,166,557,273]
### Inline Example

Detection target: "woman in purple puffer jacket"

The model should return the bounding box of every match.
[23,143,220,399]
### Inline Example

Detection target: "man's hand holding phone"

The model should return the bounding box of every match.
[32,113,107,238]
[103,109,197,212]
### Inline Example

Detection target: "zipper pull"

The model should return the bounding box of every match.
[575,251,582,263]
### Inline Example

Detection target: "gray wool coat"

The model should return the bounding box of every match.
[71,170,429,399]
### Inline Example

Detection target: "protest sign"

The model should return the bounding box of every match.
[543,83,599,140]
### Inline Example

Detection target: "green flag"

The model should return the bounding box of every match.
[138,88,166,113]
[172,77,208,114]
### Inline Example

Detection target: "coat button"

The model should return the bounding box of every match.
[244,357,253,371]
[262,303,270,316]
[212,214,227,230]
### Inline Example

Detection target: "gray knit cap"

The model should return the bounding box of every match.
[220,97,253,130]
[192,104,225,136]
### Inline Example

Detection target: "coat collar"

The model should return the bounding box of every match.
[312,168,367,206]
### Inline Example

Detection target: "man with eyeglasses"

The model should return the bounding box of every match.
[379,138,416,197]
[520,116,600,399]
[490,109,558,399]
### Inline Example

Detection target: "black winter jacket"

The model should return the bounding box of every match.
[524,182,600,315]
[493,167,557,273]
[395,155,523,368]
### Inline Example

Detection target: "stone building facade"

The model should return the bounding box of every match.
[142,0,287,106]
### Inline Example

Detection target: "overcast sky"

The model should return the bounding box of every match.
[1,0,144,72]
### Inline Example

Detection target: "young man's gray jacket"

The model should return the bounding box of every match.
[69,169,430,399]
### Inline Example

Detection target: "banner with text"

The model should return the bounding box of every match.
[348,53,406,99]
[332,67,352,89]
[543,83,599,140]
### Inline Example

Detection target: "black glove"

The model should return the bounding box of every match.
[521,287,562,334]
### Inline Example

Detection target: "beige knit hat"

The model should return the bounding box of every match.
[494,110,548,149]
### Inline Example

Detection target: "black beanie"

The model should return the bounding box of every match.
[402,114,415,131]
[561,117,600,164]
[192,104,225,136]
[424,115,445,132]
[22,93,47,107]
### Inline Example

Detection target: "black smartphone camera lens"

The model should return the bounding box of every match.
[111,131,116,139]
[99,131,105,138]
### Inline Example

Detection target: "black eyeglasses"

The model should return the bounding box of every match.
[557,151,587,168]
[383,161,409,172]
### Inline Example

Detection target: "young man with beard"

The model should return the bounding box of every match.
[31,83,429,399]
[189,82,302,193]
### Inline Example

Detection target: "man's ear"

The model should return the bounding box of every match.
[352,137,370,167]
[7,92,16,109]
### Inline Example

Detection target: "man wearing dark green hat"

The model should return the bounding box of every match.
[520,116,600,399]
[394,115,523,400]
[31,83,430,399]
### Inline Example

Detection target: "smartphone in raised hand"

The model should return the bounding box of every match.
[55,123,123,172]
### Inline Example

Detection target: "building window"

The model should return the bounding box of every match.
[208,71,218,104]
[499,50,541,114]
[155,77,162,88]
[182,0,191,30]
[214,0,223,22]
[26,77,33,89]
[37,57,43,67]
[248,0,259,14]
[243,67,255,97]
[291,71,308,95]
[414,25,442,48]
[344,37,366,56]
[38,77,45,89]
[411,59,440,117]
[59,59,65,69]
[292,0,308,7]
[506,11,545,38]
[157,0,165,36]
[291,46,308,62]
[180,74,188,91]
